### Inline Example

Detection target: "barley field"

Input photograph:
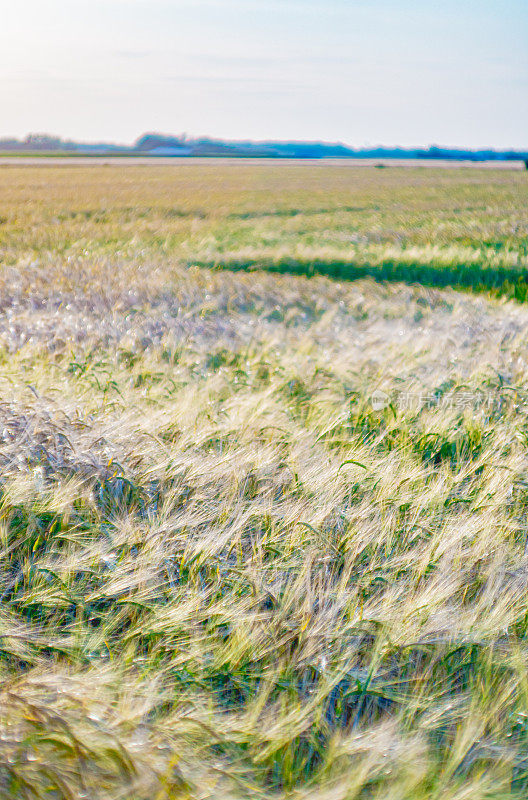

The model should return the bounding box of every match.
[1,163,528,799]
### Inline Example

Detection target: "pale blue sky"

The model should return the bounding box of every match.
[1,0,526,147]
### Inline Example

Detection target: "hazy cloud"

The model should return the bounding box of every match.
[0,0,526,147]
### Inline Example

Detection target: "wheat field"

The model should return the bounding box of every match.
[1,164,528,799]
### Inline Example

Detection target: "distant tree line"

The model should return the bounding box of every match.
[1,132,527,162]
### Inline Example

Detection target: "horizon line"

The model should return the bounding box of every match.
[0,132,527,153]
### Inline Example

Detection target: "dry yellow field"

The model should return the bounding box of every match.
[1,164,528,799]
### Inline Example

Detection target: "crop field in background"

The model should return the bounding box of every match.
[1,164,528,799]
[1,163,527,297]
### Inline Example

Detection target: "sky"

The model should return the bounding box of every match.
[1,0,527,149]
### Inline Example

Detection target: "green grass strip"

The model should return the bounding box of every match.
[191,256,528,302]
